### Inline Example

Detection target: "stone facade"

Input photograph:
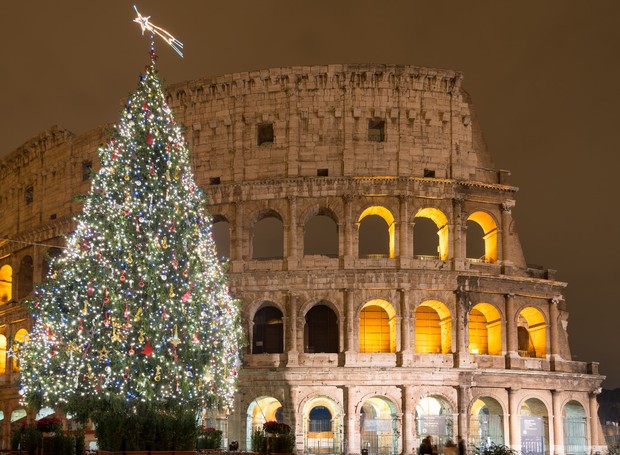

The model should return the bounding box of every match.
[0,64,605,454]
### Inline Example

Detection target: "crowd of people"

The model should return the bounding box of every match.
[418,436,466,455]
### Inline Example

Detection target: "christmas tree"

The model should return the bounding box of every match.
[19,51,243,448]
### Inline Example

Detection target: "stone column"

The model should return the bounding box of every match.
[399,289,413,366]
[402,385,415,455]
[454,287,472,368]
[456,385,470,441]
[500,200,515,265]
[344,289,356,365]
[549,296,562,362]
[505,294,518,364]
[452,196,466,270]
[232,201,244,273]
[344,386,359,455]
[507,388,520,452]
[286,196,297,271]
[399,196,411,264]
[286,292,299,366]
[551,390,564,455]
[344,195,355,267]
[589,392,600,450]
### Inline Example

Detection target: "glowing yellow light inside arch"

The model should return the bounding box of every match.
[358,206,395,258]
[414,207,449,260]
[360,299,397,353]
[469,303,502,355]
[467,211,498,263]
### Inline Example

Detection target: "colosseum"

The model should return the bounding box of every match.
[0,64,605,454]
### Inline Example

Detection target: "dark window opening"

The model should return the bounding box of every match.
[304,304,339,353]
[359,215,389,258]
[212,219,230,260]
[368,118,385,142]
[466,220,485,261]
[304,215,338,257]
[252,306,284,354]
[424,169,436,178]
[25,186,33,205]
[50,214,57,220]
[18,256,33,299]
[209,177,221,185]
[413,218,439,258]
[317,169,329,177]
[82,161,93,181]
[258,123,274,145]
[252,215,284,259]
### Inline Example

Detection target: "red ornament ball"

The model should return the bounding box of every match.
[146,133,154,145]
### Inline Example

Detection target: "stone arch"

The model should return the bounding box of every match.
[517,307,547,358]
[359,396,400,455]
[12,328,29,372]
[519,397,550,455]
[358,206,395,259]
[415,300,452,354]
[301,395,343,455]
[252,302,284,354]
[563,400,588,455]
[304,301,339,353]
[359,299,397,353]
[252,210,284,260]
[469,396,505,448]
[413,208,449,260]
[415,395,455,448]
[211,214,231,260]
[0,335,6,374]
[466,211,498,263]
[246,396,284,449]
[0,264,12,304]
[469,303,502,356]
[304,207,339,257]
[18,255,34,299]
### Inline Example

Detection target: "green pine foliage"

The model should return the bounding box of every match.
[19,61,244,433]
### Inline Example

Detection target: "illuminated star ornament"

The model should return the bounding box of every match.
[133,5,184,58]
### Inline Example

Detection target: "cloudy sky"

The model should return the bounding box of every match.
[1,1,619,388]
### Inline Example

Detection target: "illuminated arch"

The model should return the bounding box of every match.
[469,303,502,355]
[0,335,6,374]
[470,396,505,447]
[519,398,550,455]
[415,301,452,354]
[467,211,498,263]
[252,304,284,354]
[303,395,342,455]
[360,396,399,455]
[415,396,454,447]
[358,206,395,259]
[0,265,12,304]
[359,299,397,353]
[517,307,546,358]
[13,329,29,372]
[246,396,284,448]
[252,210,284,259]
[563,400,587,455]
[414,208,449,260]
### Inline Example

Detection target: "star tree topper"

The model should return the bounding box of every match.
[133,5,184,58]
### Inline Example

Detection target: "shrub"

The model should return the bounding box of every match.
[197,427,223,449]
[473,443,519,455]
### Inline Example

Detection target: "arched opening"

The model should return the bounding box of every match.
[246,396,283,449]
[359,300,396,353]
[304,396,341,454]
[414,208,449,260]
[18,256,33,299]
[520,398,550,455]
[304,304,338,353]
[416,396,454,450]
[42,247,62,281]
[563,401,587,455]
[0,264,12,304]
[304,214,338,258]
[468,303,502,356]
[252,212,284,260]
[360,396,399,455]
[10,408,27,441]
[252,305,284,354]
[0,335,6,374]
[358,207,395,259]
[13,328,29,372]
[212,216,231,260]
[466,212,498,263]
[415,301,451,354]
[36,407,55,421]
[517,307,546,358]
[469,397,504,449]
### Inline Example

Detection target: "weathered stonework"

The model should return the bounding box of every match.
[0,65,604,454]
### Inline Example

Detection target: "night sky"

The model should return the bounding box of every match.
[1,1,619,388]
